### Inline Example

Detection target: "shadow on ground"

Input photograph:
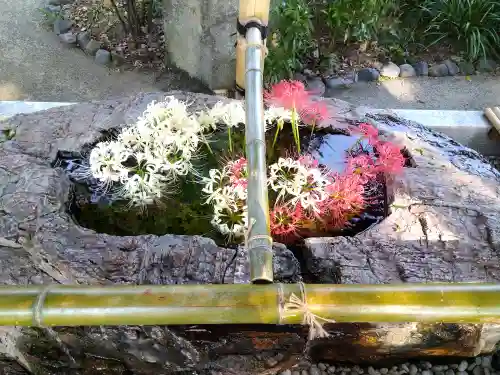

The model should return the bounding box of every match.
[326,75,500,110]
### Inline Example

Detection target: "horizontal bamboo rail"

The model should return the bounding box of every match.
[3,283,500,327]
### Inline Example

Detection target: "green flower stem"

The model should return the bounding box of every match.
[310,120,316,138]
[272,120,283,150]
[200,132,214,155]
[291,107,301,153]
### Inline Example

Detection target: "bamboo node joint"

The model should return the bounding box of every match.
[33,285,51,327]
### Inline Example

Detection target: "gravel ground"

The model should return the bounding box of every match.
[327,76,500,110]
[0,0,211,101]
[275,356,499,375]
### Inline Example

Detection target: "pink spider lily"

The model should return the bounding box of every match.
[375,142,405,175]
[227,157,248,188]
[298,155,319,168]
[270,203,305,243]
[265,80,310,109]
[357,123,380,145]
[345,154,379,184]
[265,80,312,153]
[320,172,366,230]
[299,101,329,127]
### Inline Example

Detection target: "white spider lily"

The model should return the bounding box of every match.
[158,157,191,178]
[210,101,245,128]
[268,158,306,198]
[264,106,293,126]
[197,110,218,131]
[89,141,129,186]
[211,203,248,237]
[118,128,141,149]
[268,157,331,212]
[140,97,190,127]
[87,96,248,207]
[117,172,165,206]
[202,169,224,195]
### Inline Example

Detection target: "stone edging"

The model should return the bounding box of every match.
[296,58,499,93]
[43,2,124,68]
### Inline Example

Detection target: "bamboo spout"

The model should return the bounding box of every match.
[236,0,273,283]
[4,283,500,327]
[244,26,273,283]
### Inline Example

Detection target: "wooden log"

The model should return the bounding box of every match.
[1,93,500,373]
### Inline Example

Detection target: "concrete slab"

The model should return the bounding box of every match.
[368,109,498,156]
[0,101,74,118]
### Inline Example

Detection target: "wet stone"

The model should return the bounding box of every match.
[459,362,469,372]
[483,357,493,368]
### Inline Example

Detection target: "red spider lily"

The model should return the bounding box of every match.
[375,142,405,175]
[227,157,248,188]
[298,155,319,168]
[320,172,366,229]
[264,80,310,110]
[270,203,305,243]
[357,123,380,144]
[299,101,330,126]
[345,154,378,183]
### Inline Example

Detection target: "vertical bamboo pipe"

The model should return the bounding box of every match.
[245,27,273,283]
[237,0,273,283]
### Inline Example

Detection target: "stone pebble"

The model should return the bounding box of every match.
[459,362,469,372]
[380,62,400,78]
[399,64,416,78]
[482,356,492,368]
[286,356,497,375]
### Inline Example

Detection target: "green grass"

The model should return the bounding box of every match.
[421,0,500,60]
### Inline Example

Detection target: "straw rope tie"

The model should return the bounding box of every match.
[281,282,336,340]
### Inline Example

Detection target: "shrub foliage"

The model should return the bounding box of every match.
[264,0,500,83]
